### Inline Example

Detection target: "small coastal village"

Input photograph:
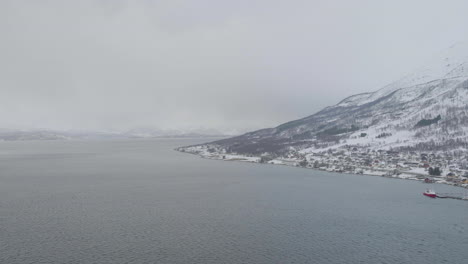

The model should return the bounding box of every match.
[179,144,468,190]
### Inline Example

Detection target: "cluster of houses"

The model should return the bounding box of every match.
[291,147,468,187]
[179,143,468,188]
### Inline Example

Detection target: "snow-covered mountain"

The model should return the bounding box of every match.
[183,43,468,155]
[0,129,130,141]
[123,127,231,138]
[0,128,229,141]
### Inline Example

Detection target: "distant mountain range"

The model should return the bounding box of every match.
[181,43,468,155]
[0,128,230,141]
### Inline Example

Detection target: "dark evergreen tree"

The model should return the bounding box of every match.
[299,159,308,167]
[429,167,442,176]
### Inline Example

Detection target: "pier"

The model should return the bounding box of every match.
[436,193,468,200]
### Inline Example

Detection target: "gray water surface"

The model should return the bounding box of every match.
[1,139,467,264]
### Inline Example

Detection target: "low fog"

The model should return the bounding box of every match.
[1,0,468,133]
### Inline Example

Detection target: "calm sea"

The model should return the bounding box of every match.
[1,139,467,264]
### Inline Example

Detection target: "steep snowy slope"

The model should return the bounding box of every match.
[182,43,468,155]
[339,42,468,107]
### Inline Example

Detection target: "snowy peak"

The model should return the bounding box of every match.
[339,43,468,107]
[382,42,468,90]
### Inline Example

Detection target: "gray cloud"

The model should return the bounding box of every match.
[1,0,468,133]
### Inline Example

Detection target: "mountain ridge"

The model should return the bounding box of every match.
[180,44,468,156]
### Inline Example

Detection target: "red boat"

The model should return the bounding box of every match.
[423,189,437,198]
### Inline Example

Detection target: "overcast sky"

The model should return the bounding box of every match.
[1,0,468,133]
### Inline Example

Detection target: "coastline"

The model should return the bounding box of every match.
[176,147,468,190]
